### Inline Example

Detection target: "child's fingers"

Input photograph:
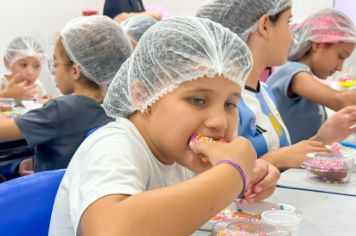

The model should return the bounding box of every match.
[190,141,217,161]
[11,73,23,83]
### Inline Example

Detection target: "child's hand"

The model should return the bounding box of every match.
[190,136,256,182]
[2,73,36,99]
[40,95,53,104]
[244,159,280,203]
[18,158,34,176]
[314,105,356,144]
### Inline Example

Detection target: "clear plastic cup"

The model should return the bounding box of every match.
[212,218,290,236]
[261,210,302,235]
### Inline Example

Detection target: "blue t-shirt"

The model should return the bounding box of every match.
[267,61,327,144]
[15,95,114,172]
[238,82,290,158]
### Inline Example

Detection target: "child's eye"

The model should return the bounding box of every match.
[20,63,27,68]
[188,97,206,106]
[34,64,41,69]
[224,102,238,110]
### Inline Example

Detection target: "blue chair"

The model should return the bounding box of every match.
[0,169,65,236]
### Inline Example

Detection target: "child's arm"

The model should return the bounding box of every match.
[80,137,256,236]
[0,115,23,141]
[290,71,356,111]
[261,140,329,169]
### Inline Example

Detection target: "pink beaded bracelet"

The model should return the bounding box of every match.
[217,159,247,198]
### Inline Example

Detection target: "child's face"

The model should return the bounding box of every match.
[265,8,293,66]
[51,43,75,94]
[10,56,41,85]
[141,75,241,173]
[311,42,355,79]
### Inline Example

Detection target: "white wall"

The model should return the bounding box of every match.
[1,0,352,95]
[0,0,105,96]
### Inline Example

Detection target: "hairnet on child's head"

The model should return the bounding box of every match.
[5,36,45,68]
[197,0,291,42]
[289,9,356,61]
[121,15,158,44]
[60,15,133,85]
[104,16,253,118]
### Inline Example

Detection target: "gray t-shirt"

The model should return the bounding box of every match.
[15,95,114,171]
[267,61,327,144]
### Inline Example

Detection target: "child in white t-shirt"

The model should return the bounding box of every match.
[49,16,280,235]
[1,36,47,100]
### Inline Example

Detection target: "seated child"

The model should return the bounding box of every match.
[49,16,279,235]
[0,15,133,172]
[267,9,356,143]
[0,36,47,100]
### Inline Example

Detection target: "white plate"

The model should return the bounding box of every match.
[200,201,295,231]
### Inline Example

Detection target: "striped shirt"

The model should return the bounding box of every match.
[238,82,290,157]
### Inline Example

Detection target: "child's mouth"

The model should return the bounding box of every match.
[188,133,226,149]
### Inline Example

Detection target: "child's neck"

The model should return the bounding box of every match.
[73,85,104,103]
[245,58,266,90]
[298,56,313,71]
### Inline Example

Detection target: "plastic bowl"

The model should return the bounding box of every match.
[304,152,354,183]
[0,98,15,112]
[212,218,289,236]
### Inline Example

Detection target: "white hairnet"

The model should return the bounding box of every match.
[60,15,133,85]
[121,15,158,44]
[104,16,253,118]
[197,0,292,42]
[5,36,45,68]
[289,9,356,61]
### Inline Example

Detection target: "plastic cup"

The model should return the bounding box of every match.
[261,210,302,235]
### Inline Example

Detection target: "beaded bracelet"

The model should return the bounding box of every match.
[216,159,247,199]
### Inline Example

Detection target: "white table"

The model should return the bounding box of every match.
[193,187,356,236]
[267,188,356,236]
[278,168,356,197]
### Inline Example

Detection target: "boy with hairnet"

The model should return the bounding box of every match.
[121,15,158,47]
[267,9,356,143]
[0,15,133,174]
[0,36,47,100]
[49,16,280,235]
[197,0,356,169]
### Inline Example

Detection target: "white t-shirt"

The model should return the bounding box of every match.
[0,74,47,99]
[49,118,195,236]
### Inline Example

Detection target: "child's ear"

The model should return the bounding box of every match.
[71,64,81,81]
[311,42,322,52]
[129,79,149,108]
[3,57,11,70]
[256,14,270,39]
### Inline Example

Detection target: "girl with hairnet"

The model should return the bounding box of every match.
[121,15,158,48]
[197,0,356,169]
[0,36,47,100]
[267,9,356,144]
[49,16,280,235]
[0,15,132,175]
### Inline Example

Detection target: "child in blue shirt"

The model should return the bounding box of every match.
[0,16,133,173]
[267,9,356,143]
